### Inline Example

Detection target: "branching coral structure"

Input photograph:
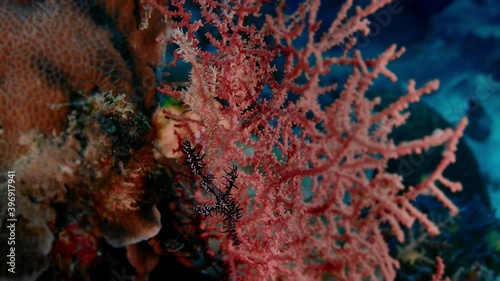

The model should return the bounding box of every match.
[152,0,468,280]
[0,0,475,280]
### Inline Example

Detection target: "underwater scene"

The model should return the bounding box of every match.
[0,0,499,280]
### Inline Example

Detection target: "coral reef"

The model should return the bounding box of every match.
[1,0,497,280]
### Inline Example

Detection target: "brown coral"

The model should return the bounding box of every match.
[0,0,167,169]
[0,0,169,279]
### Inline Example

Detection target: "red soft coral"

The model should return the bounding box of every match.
[152,0,467,280]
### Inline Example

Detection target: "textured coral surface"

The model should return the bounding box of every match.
[0,0,166,169]
[0,1,168,280]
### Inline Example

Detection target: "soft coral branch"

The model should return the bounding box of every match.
[152,0,467,279]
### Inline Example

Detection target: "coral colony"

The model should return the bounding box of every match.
[4,0,498,281]
[155,0,466,279]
